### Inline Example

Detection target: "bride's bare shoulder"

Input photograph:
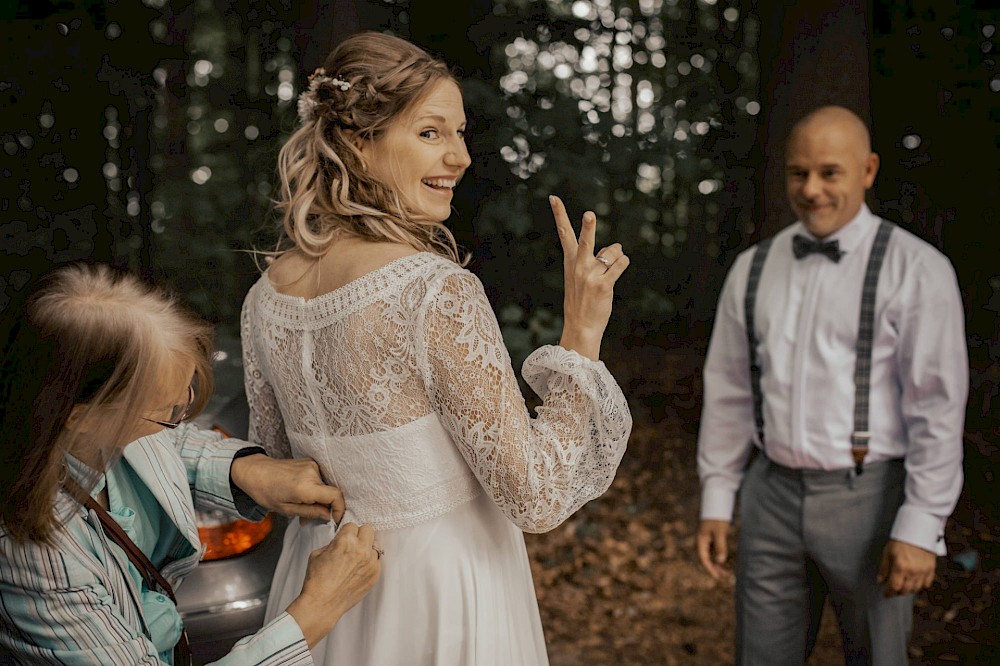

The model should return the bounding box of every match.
[268,240,422,299]
[333,238,423,276]
[267,249,310,283]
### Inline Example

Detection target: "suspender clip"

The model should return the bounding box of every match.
[851,431,870,476]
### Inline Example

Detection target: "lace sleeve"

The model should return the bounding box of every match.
[415,270,632,533]
[240,286,292,460]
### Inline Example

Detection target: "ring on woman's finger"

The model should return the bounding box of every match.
[372,544,384,559]
[596,255,611,267]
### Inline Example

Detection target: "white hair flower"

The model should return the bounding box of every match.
[296,67,353,124]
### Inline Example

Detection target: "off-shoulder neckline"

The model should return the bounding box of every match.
[261,251,443,305]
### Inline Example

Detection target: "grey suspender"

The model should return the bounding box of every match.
[744,220,895,474]
[744,237,773,452]
[849,219,895,473]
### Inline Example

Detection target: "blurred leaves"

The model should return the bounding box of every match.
[449,0,762,364]
[2,1,997,661]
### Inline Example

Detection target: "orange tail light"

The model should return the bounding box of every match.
[199,425,274,560]
[198,512,274,561]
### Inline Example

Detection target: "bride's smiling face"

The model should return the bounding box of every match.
[361,79,471,223]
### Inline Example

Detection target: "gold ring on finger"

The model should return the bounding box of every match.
[596,255,611,267]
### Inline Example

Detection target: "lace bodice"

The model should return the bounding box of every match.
[240,252,632,533]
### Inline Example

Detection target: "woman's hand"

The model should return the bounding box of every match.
[286,523,382,648]
[550,195,630,361]
[229,454,345,523]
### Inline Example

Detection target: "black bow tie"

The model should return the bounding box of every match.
[792,234,843,262]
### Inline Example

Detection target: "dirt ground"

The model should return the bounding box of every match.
[524,350,998,665]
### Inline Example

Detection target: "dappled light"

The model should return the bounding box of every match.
[476,0,761,358]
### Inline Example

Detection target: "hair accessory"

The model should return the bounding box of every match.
[298,67,352,124]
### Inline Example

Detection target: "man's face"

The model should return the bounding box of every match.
[785,120,879,238]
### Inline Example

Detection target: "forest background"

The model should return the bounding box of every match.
[1,0,997,663]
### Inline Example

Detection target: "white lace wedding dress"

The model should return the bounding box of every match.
[240,252,632,665]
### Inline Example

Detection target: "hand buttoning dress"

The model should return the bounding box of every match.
[240,252,632,665]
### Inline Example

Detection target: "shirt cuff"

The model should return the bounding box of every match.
[225,611,313,665]
[700,477,738,522]
[890,504,948,556]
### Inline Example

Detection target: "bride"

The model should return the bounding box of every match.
[241,31,632,665]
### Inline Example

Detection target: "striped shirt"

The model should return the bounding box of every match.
[0,425,313,665]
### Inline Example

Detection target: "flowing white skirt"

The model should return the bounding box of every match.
[265,492,549,665]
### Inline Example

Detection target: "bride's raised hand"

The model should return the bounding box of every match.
[549,195,629,361]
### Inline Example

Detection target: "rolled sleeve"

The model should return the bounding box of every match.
[173,425,268,521]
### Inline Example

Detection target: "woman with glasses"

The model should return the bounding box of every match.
[0,263,381,665]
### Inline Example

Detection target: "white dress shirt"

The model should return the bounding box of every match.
[698,204,968,554]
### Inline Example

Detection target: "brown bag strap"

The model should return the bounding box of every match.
[64,478,193,665]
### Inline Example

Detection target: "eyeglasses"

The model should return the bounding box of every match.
[143,385,195,429]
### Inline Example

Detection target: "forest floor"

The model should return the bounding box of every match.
[524,348,998,665]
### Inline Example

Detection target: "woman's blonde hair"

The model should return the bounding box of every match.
[0,264,214,544]
[274,31,464,263]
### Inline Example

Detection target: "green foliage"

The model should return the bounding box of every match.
[142,0,762,361]
[144,1,302,335]
[2,0,760,355]
[0,1,166,309]
[456,0,761,362]
[868,0,999,417]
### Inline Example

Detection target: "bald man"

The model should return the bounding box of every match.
[694,106,967,664]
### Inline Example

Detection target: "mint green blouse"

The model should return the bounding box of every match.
[70,455,184,662]
[3,428,311,665]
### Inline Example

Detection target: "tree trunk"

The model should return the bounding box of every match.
[293,0,360,70]
[753,0,871,240]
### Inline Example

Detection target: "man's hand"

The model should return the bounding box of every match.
[877,539,937,597]
[696,519,733,582]
[230,454,345,523]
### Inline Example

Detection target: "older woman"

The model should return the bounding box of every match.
[0,263,381,665]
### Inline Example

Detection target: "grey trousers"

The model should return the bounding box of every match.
[735,454,914,666]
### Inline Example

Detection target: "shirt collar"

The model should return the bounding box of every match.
[64,453,106,496]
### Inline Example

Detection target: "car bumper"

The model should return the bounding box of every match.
[175,515,287,662]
